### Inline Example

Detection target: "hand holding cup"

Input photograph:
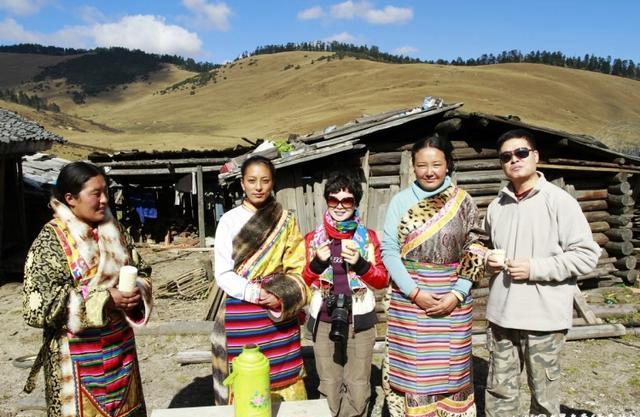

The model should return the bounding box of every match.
[341,239,360,265]
[110,265,141,311]
[315,240,331,262]
[486,249,507,274]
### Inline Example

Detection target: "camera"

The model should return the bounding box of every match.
[326,293,352,343]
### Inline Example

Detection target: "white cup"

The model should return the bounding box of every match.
[118,265,138,292]
[490,249,506,267]
[341,239,357,254]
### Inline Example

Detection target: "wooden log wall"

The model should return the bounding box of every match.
[271,129,640,332]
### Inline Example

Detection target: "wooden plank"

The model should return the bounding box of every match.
[293,168,308,234]
[360,151,370,224]
[538,163,640,174]
[613,256,637,270]
[151,399,332,417]
[322,103,463,143]
[399,150,414,189]
[366,189,381,232]
[452,148,499,160]
[368,152,401,165]
[583,211,610,222]
[0,159,5,267]
[461,182,503,196]
[313,178,326,228]
[547,158,628,169]
[16,160,27,248]
[369,164,399,176]
[455,159,502,171]
[589,221,610,233]
[196,166,205,247]
[369,175,400,187]
[95,157,229,168]
[456,170,505,184]
[108,166,220,176]
[605,228,633,242]
[304,181,315,233]
[573,287,598,324]
[608,182,632,194]
[579,200,608,212]
[472,195,496,207]
[607,194,634,207]
[575,189,608,201]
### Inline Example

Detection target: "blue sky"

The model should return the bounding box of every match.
[0,0,638,64]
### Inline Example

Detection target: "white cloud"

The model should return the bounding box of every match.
[77,5,107,24]
[330,1,412,24]
[0,15,204,57]
[298,6,324,20]
[0,0,49,16]
[394,46,418,56]
[324,31,356,43]
[0,17,40,42]
[182,0,231,31]
[330,1,366,19]
[92,15,203,56]
[364,5,412,24]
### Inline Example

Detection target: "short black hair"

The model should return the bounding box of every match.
[411,135,455,173]
[496,129,536,151]
[241,155,275,178]
[53,161,106,205]
[323,171,363,206]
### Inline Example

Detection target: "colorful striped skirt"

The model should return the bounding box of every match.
[387,260,473,396]
[225,297,304,389]
[67,313,144,416]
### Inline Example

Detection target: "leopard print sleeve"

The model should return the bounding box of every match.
[456,194,488,283]
[23,224,73,329]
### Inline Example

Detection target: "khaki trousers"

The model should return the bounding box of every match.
[313,321,376,417]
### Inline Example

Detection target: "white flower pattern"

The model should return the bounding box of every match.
[29,292,42,311]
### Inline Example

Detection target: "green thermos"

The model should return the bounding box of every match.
[223,344,271,417]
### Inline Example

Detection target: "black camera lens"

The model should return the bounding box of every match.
[329,307,349,343]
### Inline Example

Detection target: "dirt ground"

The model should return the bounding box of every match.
[1,248,639,416]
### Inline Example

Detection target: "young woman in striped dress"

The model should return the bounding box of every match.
[381,136,487,417]
[212,155,309,404]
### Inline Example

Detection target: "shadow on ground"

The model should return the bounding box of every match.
[168,375,214,408]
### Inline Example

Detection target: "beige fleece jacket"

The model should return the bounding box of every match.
[484,172,601,331]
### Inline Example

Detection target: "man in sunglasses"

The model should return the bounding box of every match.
[483,129,600,417]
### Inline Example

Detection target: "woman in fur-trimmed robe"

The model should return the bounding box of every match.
[22,162,152,417]
[212,155,309,405]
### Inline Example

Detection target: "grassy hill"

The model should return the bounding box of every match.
[1,51,639,158]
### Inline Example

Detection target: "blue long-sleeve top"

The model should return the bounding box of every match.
[381,177,473,298]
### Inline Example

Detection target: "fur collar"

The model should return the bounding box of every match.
[50,198,129,288]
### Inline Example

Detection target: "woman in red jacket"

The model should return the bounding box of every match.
[303,171,388,417]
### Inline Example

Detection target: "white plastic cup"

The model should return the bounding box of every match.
[341,239,357,255]
[118,265,138,292]
[490,249,506,267]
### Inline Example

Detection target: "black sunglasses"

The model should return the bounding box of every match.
[326,196,355,209]
[499,147,534,163]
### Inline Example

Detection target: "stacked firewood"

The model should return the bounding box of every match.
[604,173,638,285]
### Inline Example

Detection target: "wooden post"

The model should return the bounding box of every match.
[293,168,308,234]
[16,159,27,248]
[573,287,598,325]
[313,178,326,227]
[0,159,5,271]
[399,151,414,189]
[196,166,205,248]
[360,151,370,224]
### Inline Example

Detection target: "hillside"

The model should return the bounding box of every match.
[2,51,639,157]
